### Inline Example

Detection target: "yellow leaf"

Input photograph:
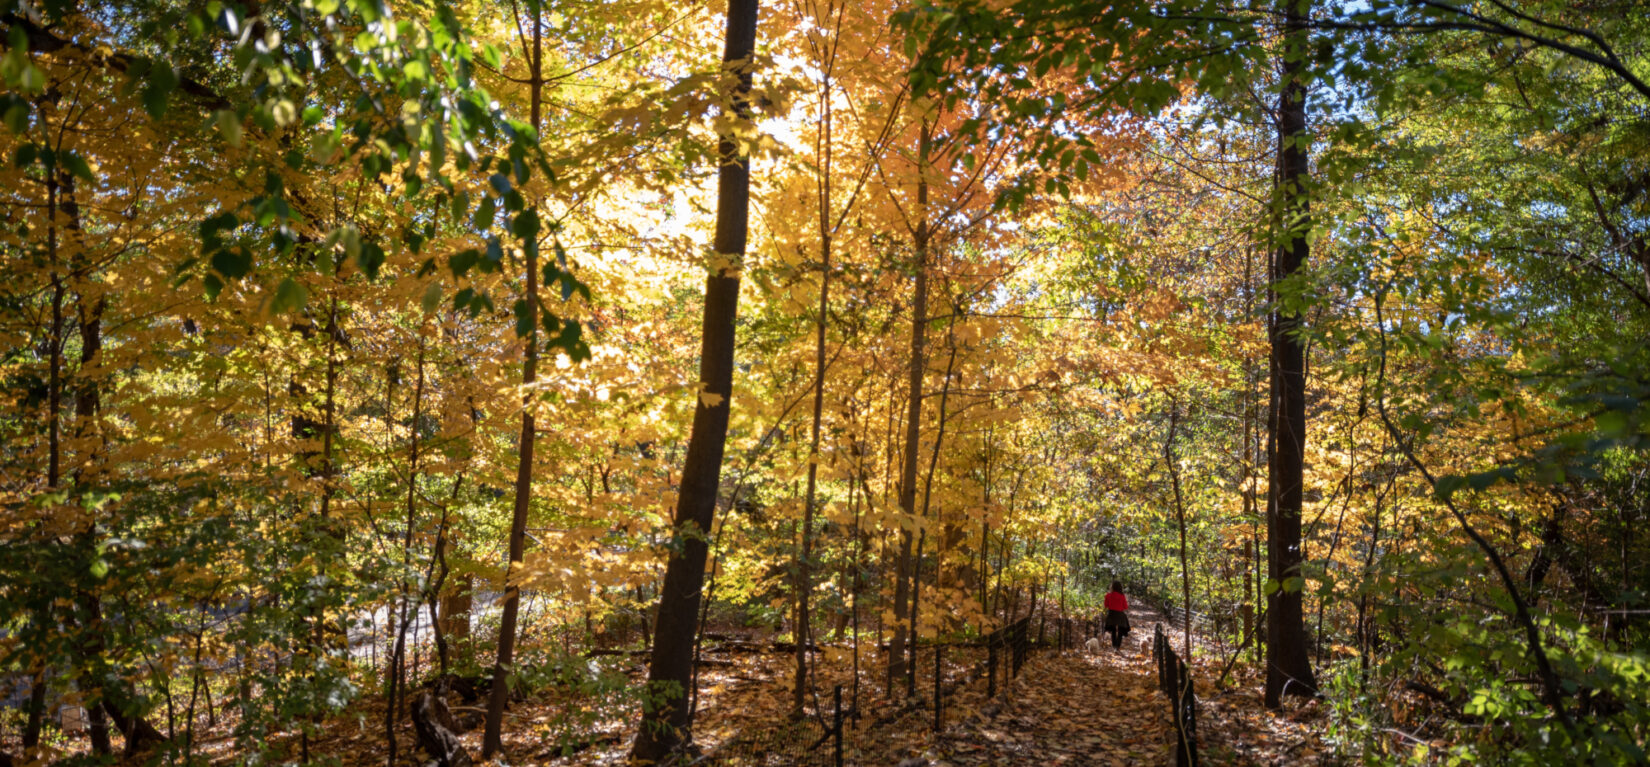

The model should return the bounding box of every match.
[698,382,725,408]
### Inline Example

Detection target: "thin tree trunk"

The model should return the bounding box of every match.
[387,340,426,766]
[482,4,547,755]
[794,31,838,713]
[1166,403,1193,660]
[1264,0,1320,707]
[630,0,759,759]
[62,167,120,756]
[426,476,465,676]
[910,316,959,672]
[23,166,66,753]
[890,119,932,694]
[1372,297,1575,732]
[1356,458,1390,686]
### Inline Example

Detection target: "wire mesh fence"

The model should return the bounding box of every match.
[1153,623,1200,767]
[713,615,1046,765]
[712,684,851,766]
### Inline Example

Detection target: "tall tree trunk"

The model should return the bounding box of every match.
[1264,0,1320,707]
[909,316,958,679]
[481,4,548,755]
[24,166,67,752]
[890,119,932,695]
[630,0,759,759]
[63,168,116,756]
[794,24,839,712]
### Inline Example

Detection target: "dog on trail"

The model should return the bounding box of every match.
[1083,637,1102,655]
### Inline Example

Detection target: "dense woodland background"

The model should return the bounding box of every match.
[0,0,1646,763]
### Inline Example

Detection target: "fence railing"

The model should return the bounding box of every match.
[717,683,853,766]
[717,616,1044,764]
[981,616,1031,701]
[1152,623,1200,767]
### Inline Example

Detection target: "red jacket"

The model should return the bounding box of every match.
[1104,591,1129,612]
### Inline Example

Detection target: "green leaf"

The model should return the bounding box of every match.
[513,298,535,338]
[421,282,442,314]
[143,61,179,119]
[355,241,385,279]
[550,318,590,362]
[449,248,479,277]
[210,247,252,279]
[511,208,540,241]
[474,196,495,231]
[1,94,29,133]
[483,236,504,271]
[453,286,476,315]
[216,110,243,147]
[18,63,45,93]
[270,276,308,314]
[61,151,93,182]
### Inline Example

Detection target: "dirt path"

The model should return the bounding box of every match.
[917,613,1171,766]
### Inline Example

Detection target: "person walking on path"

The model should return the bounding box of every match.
[1103,581,1131,651]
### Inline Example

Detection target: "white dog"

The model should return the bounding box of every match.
[1083,637,1102,655]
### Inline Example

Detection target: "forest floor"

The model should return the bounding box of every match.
[315,604,1326,765]
[24,609,1326,765]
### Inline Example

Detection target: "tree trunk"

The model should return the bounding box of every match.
[794,34,838,712]
[23,164,68,753]
[890,119,933,695]
[629,1,759,760]
[1264,0,1320,707]
[481,6,548,756]
[1165,403,1193,660]
[387,342,427,766]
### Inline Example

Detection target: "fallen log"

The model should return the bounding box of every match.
[411,679,472,767]
[769,641,822,654]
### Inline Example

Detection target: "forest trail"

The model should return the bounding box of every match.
[864,605,1174,767]
[694,609,1182,766]
[932,635,1167,765]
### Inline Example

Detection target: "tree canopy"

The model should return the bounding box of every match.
[1,0,1646,763]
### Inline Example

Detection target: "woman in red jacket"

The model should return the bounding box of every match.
[1103,581,1130,650]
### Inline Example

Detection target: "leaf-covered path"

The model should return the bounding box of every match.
[931,632,1167,766]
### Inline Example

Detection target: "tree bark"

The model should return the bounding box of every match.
[794,27,838,712]
[387,341,426,766]
[630,0,759,759]
[1165,403,1193,660]
[1264,0,1320,708]
[23,155,68,753]
[890,120,932,695]
[481,4,549,756]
